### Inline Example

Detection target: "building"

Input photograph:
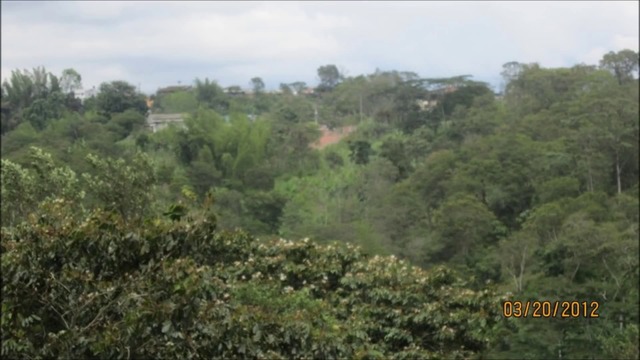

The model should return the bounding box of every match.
[156,85,192,95]
[147,113,186,133]
[416,99,439,111]
[443,85,458,94]
[302,87,316,95]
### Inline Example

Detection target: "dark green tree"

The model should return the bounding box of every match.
[348,140,372,165]
[599,49,639,85]
[95,81,147,118]
[250,77,265,94]
[317,64,342,92]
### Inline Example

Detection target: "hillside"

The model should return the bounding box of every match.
[2,50,639,358]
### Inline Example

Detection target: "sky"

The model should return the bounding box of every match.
[1,1,638,94]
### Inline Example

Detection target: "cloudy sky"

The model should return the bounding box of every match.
[1,1,638,94]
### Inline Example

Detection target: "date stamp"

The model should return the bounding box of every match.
[502,301,600,319]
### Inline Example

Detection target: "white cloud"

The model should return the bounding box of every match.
[1,1,638,91]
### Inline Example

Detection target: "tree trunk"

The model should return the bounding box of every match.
[518,245,527,293]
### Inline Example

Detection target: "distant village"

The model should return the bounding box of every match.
[144,84,318,133]
[73,81,501,150]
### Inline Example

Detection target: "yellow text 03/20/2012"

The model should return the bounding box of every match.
[502,301,600,319]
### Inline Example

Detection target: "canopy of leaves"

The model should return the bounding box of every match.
[1,201,502,359]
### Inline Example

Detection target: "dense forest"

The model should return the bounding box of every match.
[1,49,638,359]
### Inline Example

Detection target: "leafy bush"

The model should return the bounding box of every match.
[2,203,503,359]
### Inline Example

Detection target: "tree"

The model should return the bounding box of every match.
[95,81,147,118]
[1,202,503,359]
[599,49,639,85]
[500,61,524,93]
[107,109,147,140]
[187,146,222,196]
[430,193,500,262]
[0,147,83,227]
[409,149,458,214]
[250,77,265,94]
[82,152,156,221]
[154,90,197,114]
[571,73,639,194]
[379,133,412,180]
[317,64,342,92]
[348,140,372,165]
[279,83,293,95]
[22,92,66,130]
[289,81,307,95]
[1,67,65,133]
[498,231,535,293]
[194,78,227,112]
[60,68,82,95]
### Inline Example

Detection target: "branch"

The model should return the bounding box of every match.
[80,297,118,333]
[602,257,621,300]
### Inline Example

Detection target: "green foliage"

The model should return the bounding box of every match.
[317,64,342,92]
[95,81,147,119]
[194,78,228,113]
[155,90,198,114]
[106,109,147,140]
[60,68,82,95]
[250,77,265,94]
[1,67,79,134]
[1,147,84,227]
[2,202,502,359]
[348,140,373,165]
[599,49,639,85]
[378,132,412,180]
[430,193,501,263]
[1,54,638,359]
[82,152,156,221]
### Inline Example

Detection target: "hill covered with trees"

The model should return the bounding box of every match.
[1,49,639,358]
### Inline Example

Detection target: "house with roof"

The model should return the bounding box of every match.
[416,99,439,111]
[147,113,186,133]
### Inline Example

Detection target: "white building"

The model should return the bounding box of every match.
[147,113,186,133]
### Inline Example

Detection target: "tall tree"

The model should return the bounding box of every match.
[317,64,342,92]
[194,78,227,112]
[60,68,83,94]
[250,77,265,94]
[279,83,293,95]
[1,67,63,133]
[95,81,147,118]
[290,81,307,95]
[599,49,639,85]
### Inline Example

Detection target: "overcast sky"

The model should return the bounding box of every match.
[1,1,638,94]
